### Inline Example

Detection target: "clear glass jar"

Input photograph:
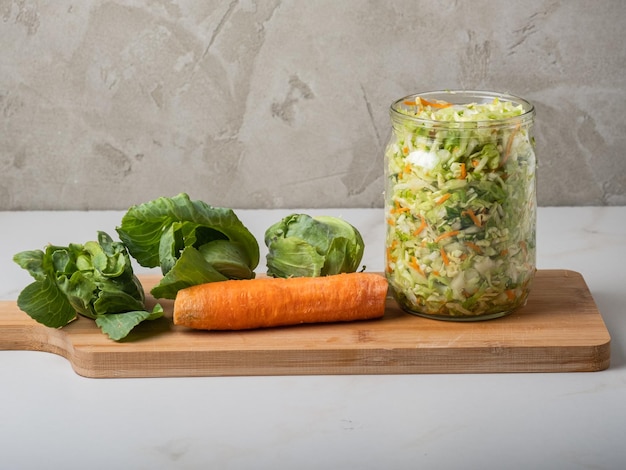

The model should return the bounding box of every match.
[384,90,536,321]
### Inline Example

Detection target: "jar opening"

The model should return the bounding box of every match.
[390,90,535,128]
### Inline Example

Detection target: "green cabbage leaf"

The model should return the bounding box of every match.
[116,193,259,299]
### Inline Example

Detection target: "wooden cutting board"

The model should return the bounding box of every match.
[0,269,610,378]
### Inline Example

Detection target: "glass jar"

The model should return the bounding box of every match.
[384,90,536,321]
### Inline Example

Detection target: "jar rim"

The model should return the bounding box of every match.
[390,90,535,126]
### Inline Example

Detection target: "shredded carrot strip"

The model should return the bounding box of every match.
[402,145,410,156]
[501,123,521,167]
[458,163,467,180]
[432,270,440,276]
[464,241,483,254]
[505,289,516,301]
[440,247,450,266]
[386,218,395,226]
[500,249,509,257]
[418,96,453,109]
[403,99,417,106]
[434,230,460,243]
[436,193,451,205]
[471,159,479,167]
[386,240,398,272]
[409,256,424,275]
[412,214,427,236]
[519,240,528,255]
[463,209,482,227]
[391,205,411,215]
[403,163,412,174]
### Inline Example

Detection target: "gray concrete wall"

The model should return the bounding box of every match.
[2,0,625,210]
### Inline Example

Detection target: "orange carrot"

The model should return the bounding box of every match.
[501,123,521,167]
[458,163,467,179]
[436,193,451,205]
[403,97,452,110]
[386,242,397,273]
[463,209,482,227]
[440,247,450,266]
[412,214,427,236]
[386,243,397,268]
[392,205,411,215]
[434,230,460,243]
[418,96,453,109]
[464,241,483,254]
[173,273,389,331]
[409,256,424,275]
[519,240,528,255]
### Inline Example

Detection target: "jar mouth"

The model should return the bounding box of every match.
[390,90,535,127]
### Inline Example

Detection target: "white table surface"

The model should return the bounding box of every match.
[1,207,625,470]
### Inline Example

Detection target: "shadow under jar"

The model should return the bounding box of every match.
[384,90,537,321]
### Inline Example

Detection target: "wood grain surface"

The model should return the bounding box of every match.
[0,270,611,378]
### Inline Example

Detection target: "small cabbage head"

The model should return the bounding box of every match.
[264,214,365,278]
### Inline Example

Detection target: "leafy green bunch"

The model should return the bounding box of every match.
[13,231,163,341]
[116,193,259,299]
[13,193,260,340]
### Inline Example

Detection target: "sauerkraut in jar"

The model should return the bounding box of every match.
[384,91,536,321]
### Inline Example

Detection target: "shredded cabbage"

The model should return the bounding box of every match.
[385,93,536,319]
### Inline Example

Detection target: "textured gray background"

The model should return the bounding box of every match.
[2,0,625,210]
